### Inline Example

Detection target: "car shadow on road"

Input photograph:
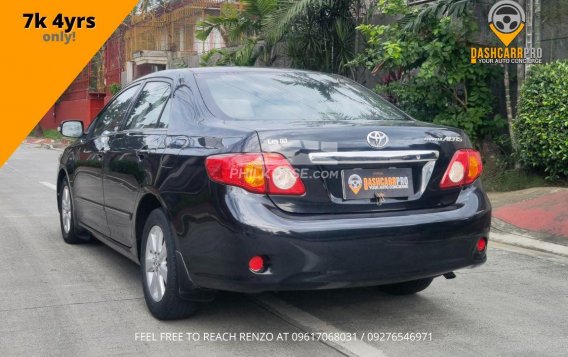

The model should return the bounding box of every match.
[256,284,456,328]
[268,286,435,310]
[74,240,293,324]
[77,239,449,328]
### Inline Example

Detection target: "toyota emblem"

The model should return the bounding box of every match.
[366,131,389,149]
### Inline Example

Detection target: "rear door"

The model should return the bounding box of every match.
[103,80,172,246]
[257,123,468,214]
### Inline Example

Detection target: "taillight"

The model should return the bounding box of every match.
[263,153,306,195]
[205,153,305,195]
[440,149,483,189]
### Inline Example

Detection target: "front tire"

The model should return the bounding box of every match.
[140,208,198,320]
[379,277,434,295]
[59,178,91,244]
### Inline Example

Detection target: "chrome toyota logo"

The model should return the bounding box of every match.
[366,131,389,148]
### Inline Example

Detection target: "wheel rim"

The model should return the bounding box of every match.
[61,186,72,234]
[145,225,167,302]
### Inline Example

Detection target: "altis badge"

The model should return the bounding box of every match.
[424,136,463,142]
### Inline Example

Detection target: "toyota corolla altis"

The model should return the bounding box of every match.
[57,68,490,319]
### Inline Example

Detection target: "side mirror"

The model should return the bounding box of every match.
[59,120,84,138]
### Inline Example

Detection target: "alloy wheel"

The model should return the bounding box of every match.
[61,185,72,234]
[145,225,167,302]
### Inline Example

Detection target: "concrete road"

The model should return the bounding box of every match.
[0,145,567,357]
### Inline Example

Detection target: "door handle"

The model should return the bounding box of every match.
[96,145,109,158]
[136,146,149,160]
[136,151,148,160]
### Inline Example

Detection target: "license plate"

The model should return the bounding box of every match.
[342,168,413,200]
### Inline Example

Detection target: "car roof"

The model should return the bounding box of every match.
[188,67,317,74]
[137,67,329,80]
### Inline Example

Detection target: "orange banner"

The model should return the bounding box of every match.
[0,0,138,166]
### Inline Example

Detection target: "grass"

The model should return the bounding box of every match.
[480,147,568,192]
[483,168,568,192]
[41,129,63,140]
[29,128,64,140]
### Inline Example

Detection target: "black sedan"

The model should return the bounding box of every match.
[57,68,490,320]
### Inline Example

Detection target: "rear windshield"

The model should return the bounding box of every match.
[195,71,408,121]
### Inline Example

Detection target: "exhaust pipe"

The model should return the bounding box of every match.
[443,272,456,279]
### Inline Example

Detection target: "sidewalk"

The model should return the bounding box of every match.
[488,187,568,255]
[24,137,71,150]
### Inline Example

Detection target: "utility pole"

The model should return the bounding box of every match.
[525,0,533,76]
[534,0,541,50]
[516,0,526,115]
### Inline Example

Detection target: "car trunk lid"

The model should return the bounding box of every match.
[254,121,469,214]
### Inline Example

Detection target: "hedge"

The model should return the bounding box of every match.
[514,61,568,179]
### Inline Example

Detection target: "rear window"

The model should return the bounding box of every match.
[195,71,408,121]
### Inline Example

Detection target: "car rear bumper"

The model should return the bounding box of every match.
[174,182,491,294]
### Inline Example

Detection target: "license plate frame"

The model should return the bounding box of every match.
[342,168,413,200]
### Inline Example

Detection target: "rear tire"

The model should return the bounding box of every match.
[379,277,434,295]
[140,208,198,320]
[59,178,92,244]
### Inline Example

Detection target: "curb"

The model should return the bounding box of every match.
[22,142,66,151]
[491,225,568,258]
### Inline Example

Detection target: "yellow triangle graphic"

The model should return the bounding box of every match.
[490,23,525,47]
[350,184,361,195]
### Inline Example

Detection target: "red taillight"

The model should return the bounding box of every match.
[476,237,487,252]
[248,256,266,273]
[205,153,265,193]
[440,149,483,189]
[263,153,306,195]
[205,153,305,195]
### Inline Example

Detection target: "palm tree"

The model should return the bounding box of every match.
[196,0,279,65]
[135,0,172,15]
[264,0,376,77]
[197,0,375,75]
[399,0,471,32]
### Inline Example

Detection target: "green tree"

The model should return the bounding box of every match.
[265,0,376,76]
[197,0,376,76]
[196,0,279,66]
[353,0,505,144]
[135,0,173,13]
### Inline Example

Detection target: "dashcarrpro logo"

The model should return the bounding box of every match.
[347,174,362,195]
[488,0,525,47]
[470,0,541,65]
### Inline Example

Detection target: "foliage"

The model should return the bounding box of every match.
[482,168,567,192]
[200,40,260,67]
[352,0,505,143]
[109,83,122,96]
[42,129,63,140]
[398,0,470,32]
[265,0,374,76]
[514,61,568,179]
[135,0,173,14]
[197,0,375,76]
[196,0,277,66]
